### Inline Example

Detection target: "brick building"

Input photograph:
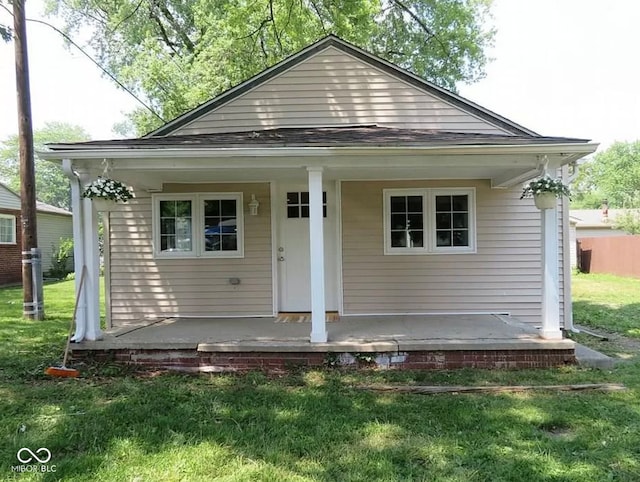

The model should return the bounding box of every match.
[0,182,72,285]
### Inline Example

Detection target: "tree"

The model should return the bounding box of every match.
[572,141,640,209]
[0,122,90,210]
[614,210,640,235]
[45,0,495,135]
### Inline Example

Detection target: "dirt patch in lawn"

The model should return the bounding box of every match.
[572,325,640,360]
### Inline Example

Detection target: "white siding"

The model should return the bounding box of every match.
[0,184,20,209]
[108,183,272,324]
[172,46,511,136]
[341,180,564,326]
[36,213,73,274]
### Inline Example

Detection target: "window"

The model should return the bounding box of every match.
[0,214,16,244]
[204,198,238,252]
[154,193,243,258]
[384,188,475,255]
[287,191,327,218]
[434,194,470,248]
[389,193,424,248]
[159,199,193,253]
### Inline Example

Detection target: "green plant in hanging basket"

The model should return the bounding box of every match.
[520,176,570,199]
[82,177,134,203]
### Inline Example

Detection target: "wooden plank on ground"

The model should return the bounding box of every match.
[358,383,627,394]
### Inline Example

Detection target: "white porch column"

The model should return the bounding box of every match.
[540,181,562,340]
[82,197,103,341]
[307,167,327,343]
[64,160,87,342]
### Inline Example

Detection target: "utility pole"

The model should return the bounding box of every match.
[13,0,42,320]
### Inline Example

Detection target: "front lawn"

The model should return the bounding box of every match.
[0,280,639,481]
[572,273,640,338]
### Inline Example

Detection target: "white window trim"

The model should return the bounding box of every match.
[152,193,244,259]
[383,188,476,255]
[0,214,17,245]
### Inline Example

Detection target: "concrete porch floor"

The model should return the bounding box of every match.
[73,314,574,353]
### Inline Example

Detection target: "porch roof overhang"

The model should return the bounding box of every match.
[40,127,598,190]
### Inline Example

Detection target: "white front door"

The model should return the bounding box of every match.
[277,182,338,312]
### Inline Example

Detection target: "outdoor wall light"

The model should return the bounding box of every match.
[248,194,259,216]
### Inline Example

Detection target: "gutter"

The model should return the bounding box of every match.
[61,159,86,342]
[38,142,601,161]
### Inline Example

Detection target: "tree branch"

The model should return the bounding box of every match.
[309,0,328,35]
[150,11,180,57]
[109,0,145,35]
[390,0,449,55]
[268,0,283,54]
[154,0,195,53]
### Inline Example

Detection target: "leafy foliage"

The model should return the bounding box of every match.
[520,176,570,199]
[614,210,640,235]
[0,1,11,42]
[572,141,640,209]
[47,237,74,279]
[0,122,90,210]
[45,0,495,135]
[0,24,10,42]
[82,177,134,202]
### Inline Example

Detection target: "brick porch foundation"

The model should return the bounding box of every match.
[72,348,576,371]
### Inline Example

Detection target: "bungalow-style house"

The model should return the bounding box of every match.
[0,182,73,285]
[41,36,598,369]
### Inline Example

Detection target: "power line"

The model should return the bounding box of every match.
[0,3,166,124]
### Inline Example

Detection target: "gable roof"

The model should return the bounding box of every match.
[148,35,538,138]
[51,126,588,151]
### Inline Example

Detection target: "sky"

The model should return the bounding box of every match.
[1,0,639,151]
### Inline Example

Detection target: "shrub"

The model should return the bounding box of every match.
[48,237,74,279]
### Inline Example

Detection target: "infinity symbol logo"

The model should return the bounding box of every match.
[17,447,52,464]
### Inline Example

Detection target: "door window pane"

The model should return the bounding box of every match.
[159,200,192,252]
[287,192,327,218]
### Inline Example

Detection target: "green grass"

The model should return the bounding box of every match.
[0,280,640,481]
[572,273,640,338]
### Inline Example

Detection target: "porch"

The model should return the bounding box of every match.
[71,314,575,370]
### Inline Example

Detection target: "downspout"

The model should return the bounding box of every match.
[62,159,87,342]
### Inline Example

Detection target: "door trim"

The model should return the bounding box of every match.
[270,181,278,316]
[336,180,343,315]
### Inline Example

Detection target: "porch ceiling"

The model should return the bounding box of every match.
[50,149,593,191]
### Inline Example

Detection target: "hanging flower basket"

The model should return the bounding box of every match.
[521,176,570,210]
[82,177,133,211]
[91,198,117,212]
[533,192,557,210]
